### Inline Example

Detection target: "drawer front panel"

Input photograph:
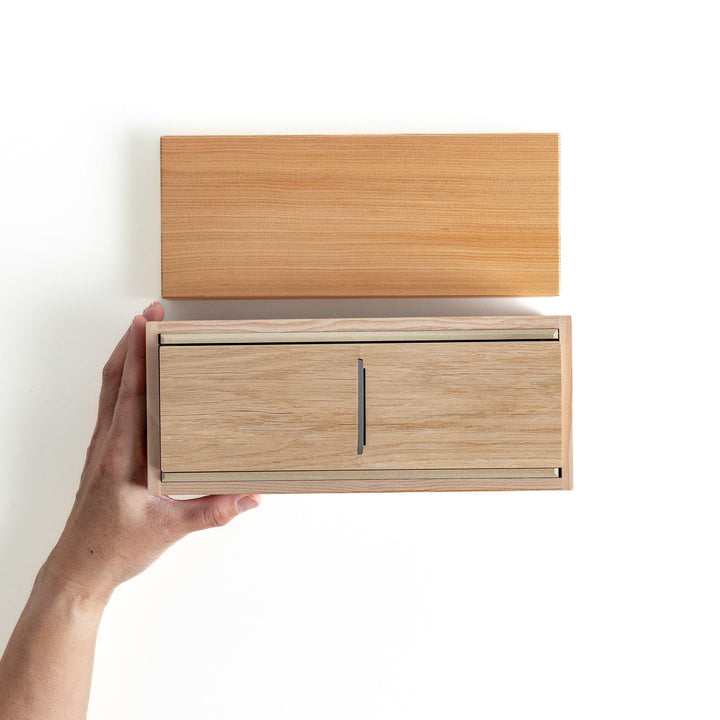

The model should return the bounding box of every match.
[159,338,561,473]
[359,341,561,469]
[160,344,360,472]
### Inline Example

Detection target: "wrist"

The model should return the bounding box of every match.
[35,557,114,613]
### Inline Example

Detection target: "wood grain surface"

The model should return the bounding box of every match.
[160,344,359,472]
[559,316,573,490]
[359,341,561,469]
[159,341,561,472]
[161,134,559,298]
[149,315,564,335]
[159,474,564,494]
[146,322,162,495]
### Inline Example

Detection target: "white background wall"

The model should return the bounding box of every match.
[1,1,718,718]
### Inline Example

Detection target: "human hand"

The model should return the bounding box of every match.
[43,302,260,602]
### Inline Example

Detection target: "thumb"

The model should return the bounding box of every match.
[173,494,261,535]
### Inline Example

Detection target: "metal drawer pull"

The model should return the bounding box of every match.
[358,359,366,454]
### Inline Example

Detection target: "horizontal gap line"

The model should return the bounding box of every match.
[161,468,561,481]
[160,339,559,347]
[160,329,559,346]
[163,467,558,473]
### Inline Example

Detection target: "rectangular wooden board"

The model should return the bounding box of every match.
[161,134,559,298]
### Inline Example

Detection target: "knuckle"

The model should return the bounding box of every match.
[117,377,140,404]
[97,450,123,479]
[163,522,186,544]
[101,360,119,387]
[203,504,231,529]
[153,507,185,544]
[83,436,97,466]
[116,379,132,402]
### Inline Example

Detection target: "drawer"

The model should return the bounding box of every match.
[146,317,572,494]
[160,343,360,472]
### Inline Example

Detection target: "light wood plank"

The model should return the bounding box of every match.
[559,316,573,490]
[160,476,564,494]
[146,321,162,495]
[161,134,559,298]
[150,315,567,336]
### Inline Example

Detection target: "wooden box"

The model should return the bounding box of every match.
[146,316,572,495]
[161,134,559,298]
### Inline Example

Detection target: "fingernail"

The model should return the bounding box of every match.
[236,495,260,514]
[143,302,154,317]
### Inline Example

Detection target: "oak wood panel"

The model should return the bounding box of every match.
[161,134,559,298]
[160,344,360,472]
[159,340,561,472]
[146,321,162,495]
[148,315,567,336]
[160,475,564,494]
[358,342,561,469]
[559,316,573,490]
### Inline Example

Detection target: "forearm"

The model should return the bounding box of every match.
[0,564,108,720]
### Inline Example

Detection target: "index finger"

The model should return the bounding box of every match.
[108,303,164,454]
[94,303,163,443]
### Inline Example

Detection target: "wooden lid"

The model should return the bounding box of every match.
[161,134,559,298]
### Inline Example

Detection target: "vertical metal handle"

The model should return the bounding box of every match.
[357,359,365,454]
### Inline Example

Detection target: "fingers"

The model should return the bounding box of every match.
[107,302,165,452]
[94,327,130,441]
[109,315,148,450]
[91,302,165,456]
[143,301,165,323]
[91,302,164,448]
[172,494,261,535]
